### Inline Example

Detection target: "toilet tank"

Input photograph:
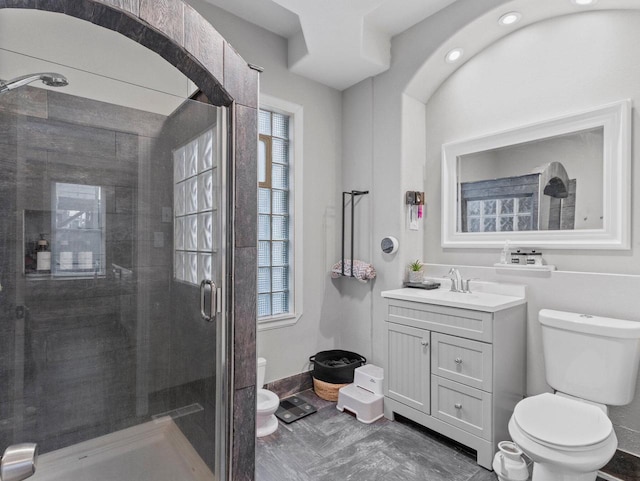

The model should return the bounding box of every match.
[540,309,640,405]
[257,357,267,388]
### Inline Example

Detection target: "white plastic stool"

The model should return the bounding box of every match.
[336,364,384,424]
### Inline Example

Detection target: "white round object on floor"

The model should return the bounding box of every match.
[256,414,278,438]
[256,388,280,438]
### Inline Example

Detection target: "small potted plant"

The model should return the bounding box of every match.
[408,259,424,283]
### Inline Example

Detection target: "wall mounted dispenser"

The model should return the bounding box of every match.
[381,236,399,254]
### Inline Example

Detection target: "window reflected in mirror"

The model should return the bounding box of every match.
[457,127,603,233]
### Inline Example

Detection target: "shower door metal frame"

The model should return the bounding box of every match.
[216,105,231,481]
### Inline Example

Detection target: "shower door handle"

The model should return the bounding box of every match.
[200,279,217,322]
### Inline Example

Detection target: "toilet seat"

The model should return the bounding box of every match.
[257,388,279,414]
[513,393,612,450]
[509,414,617,476]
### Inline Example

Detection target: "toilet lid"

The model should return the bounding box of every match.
[514,393,612,448]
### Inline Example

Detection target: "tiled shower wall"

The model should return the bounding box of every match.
[0,86,159,452]
[0,86,222,469]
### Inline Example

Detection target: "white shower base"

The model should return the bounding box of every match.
[31,417,214,481]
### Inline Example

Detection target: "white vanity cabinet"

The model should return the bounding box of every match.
[387,322,431,414]
[381,288,526,469]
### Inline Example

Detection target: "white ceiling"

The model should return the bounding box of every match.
[203,0,457,90]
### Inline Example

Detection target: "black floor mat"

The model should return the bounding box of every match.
[275,395,317,424]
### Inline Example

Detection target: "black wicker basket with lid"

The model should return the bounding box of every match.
[309,350,366,384]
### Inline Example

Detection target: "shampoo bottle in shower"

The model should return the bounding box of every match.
[59,240,73,270]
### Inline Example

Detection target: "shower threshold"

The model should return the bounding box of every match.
[31,417,214,481]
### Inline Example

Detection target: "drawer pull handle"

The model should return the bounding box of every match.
[420,339,429,347]
[454,403,462,409]
[455,357,463,364]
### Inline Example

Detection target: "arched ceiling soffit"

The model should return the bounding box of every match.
[404,0,640,104]
[0,0,237,106]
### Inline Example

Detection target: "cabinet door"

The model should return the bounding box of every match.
[386,322,430,414]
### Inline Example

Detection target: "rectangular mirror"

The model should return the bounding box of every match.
[441,100,631,249]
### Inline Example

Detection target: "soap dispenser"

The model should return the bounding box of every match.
[499,240,511,265]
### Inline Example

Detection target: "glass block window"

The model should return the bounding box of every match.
[174,129,216,285]
[466,196,533,232]
[258,109,291,318]
[51,182,106,277]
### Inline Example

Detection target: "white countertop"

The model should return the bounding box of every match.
[381,287,526,312]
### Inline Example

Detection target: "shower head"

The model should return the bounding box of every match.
[0,72,69,94]
[41,74,68,88]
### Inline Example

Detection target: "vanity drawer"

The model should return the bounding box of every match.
[388,300,492,342]
[431,333,493,391]
[432,376,492,440]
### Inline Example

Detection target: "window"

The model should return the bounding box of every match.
[460,173,539,233]
[258,109,291,318]
[257,98,303,328]
[51,182,105,277]
[465,196,533,232]
[173,129,216,285]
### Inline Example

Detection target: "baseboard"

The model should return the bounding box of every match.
[599,449,640,481]
[264,371,313,398]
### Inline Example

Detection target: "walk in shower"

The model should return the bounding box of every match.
[0,7,231,481]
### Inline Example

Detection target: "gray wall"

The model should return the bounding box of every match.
[187,0,345,384]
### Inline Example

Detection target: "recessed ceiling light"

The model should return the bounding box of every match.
[571,0,597,5]
[499,12,522,26]
[445,48,463,63]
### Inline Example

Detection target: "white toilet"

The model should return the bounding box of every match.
[256,357,280,437]
[509,309,640,481]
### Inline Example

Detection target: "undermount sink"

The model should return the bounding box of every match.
[381,286,525,312]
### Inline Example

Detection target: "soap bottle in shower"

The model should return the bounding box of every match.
[78,241,93,271]
[59,240,73,270]
[36,234,51,272]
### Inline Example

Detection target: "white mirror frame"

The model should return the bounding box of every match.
[441,100,632,250]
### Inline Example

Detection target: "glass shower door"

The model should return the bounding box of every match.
[0,86,227,481]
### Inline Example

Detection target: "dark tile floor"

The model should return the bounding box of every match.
[256,390,498,481]
[256,390,612,481]
[602,449,640,481]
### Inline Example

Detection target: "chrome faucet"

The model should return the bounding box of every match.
[447,268,463,293]
[1,444,38,481]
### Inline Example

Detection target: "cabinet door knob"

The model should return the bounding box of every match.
[455,357,463,364]
[420,339,428,347]
[454,403,462,409]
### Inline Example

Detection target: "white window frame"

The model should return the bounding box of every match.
[258,94,303,331]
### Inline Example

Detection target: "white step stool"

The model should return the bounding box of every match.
[336,364,384,424]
